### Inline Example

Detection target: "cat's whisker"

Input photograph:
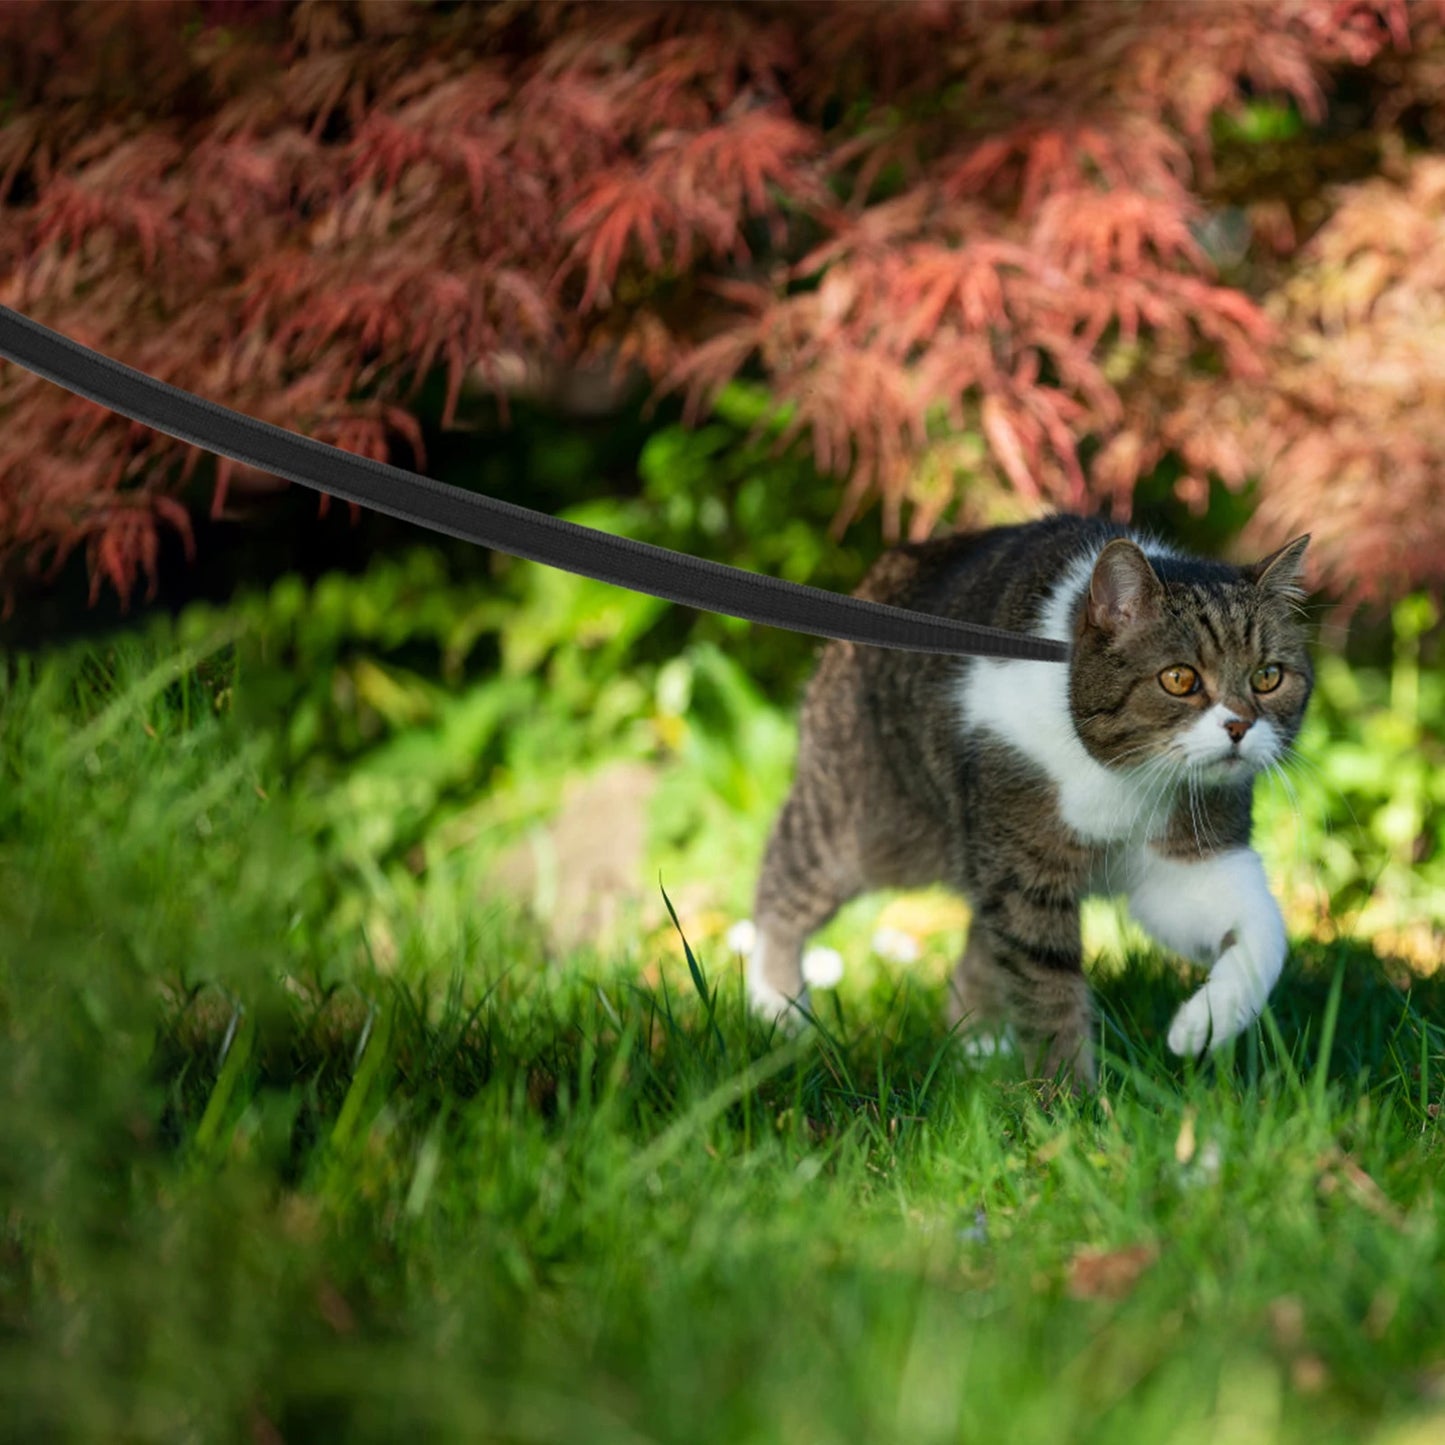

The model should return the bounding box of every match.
[1112,748,1171,836]
[1193,768,1229,854]
[1119,751,1169,838]
[1104,740,1167,770]
[1277,746,1357,836]
[1101,751,1169,892]
[1110,746,1182,891]
[1264,758,1306,861]
[1259,748,1347,931]
[1265,756,1304,827]
[1138,750,1183,845]
[1261,755,1325,929]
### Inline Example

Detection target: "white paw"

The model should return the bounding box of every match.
[959,1027,1018,1060]
[1167,955,1262,1056]
[746,977,812,1031]
[746,941,812,1028]
[1167,990,1215,1057]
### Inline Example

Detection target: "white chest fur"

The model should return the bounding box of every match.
[955,543,1180,848]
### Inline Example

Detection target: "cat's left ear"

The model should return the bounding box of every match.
[1245,534,1311,599]
[1086,539,1164,636]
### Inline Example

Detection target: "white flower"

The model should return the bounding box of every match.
[801,946,845,988]
[725,919,757,955]
[959,1029,1017,1059]
[872,925,921,964]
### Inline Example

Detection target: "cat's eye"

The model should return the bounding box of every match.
[1158,665,1199,697]
[1251,663,1284,693]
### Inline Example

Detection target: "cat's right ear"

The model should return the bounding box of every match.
[1244,534,1311,600]
[1085,539,1163,636]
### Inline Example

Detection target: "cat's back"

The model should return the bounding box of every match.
[801,514,1124,772]
[855,513,1126,638]
[790,515,1124,865]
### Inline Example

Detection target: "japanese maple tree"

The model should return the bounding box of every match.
[0,0,1440,613]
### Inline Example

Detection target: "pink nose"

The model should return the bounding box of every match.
[1223,716,1253,744]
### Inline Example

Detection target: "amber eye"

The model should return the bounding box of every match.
[1251,663,1283,694]
[1159,665,1199,697]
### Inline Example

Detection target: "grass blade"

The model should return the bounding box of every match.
[660,878,726,1061]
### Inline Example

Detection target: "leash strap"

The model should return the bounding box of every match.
[0,306,1067,662]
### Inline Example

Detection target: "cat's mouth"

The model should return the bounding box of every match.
[1194,750,1265,782]
[1105,742,1270,780]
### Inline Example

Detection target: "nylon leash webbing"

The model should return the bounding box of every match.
[0,306,1068,663]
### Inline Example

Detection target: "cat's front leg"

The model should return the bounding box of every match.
[1127,846,1288,1056]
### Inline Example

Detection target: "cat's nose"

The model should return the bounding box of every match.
[1223,715,1253,744]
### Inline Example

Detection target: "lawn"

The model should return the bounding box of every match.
[2,622,1443,1445]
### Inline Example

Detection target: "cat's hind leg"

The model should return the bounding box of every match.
[747,784,863,1027]
[1021,965,1096,1088]
[946,930,1018,1057]
[957,913,1096,1090]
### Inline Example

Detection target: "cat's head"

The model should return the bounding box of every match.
[1068,535,1314,782]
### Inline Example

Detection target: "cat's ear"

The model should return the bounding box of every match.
[1086,539,1163,636]
[1245,534,1311,600]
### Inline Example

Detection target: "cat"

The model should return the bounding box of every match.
[745,513,1313,1087]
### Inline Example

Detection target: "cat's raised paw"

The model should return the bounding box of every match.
[1167,970,1260,1057]
[1167,992,1215,1057]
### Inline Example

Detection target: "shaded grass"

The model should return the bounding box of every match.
[2,634,1444,1445]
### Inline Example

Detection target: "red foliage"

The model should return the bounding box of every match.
[0,0,1438,612]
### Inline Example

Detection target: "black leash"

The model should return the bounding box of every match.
[0,306,1068,662]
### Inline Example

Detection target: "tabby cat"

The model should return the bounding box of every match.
[747,514,1313,1086]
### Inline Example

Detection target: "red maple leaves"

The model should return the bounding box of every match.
[0,0,1438,614]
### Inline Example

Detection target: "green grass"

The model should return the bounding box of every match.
[2,631,1443,1445]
